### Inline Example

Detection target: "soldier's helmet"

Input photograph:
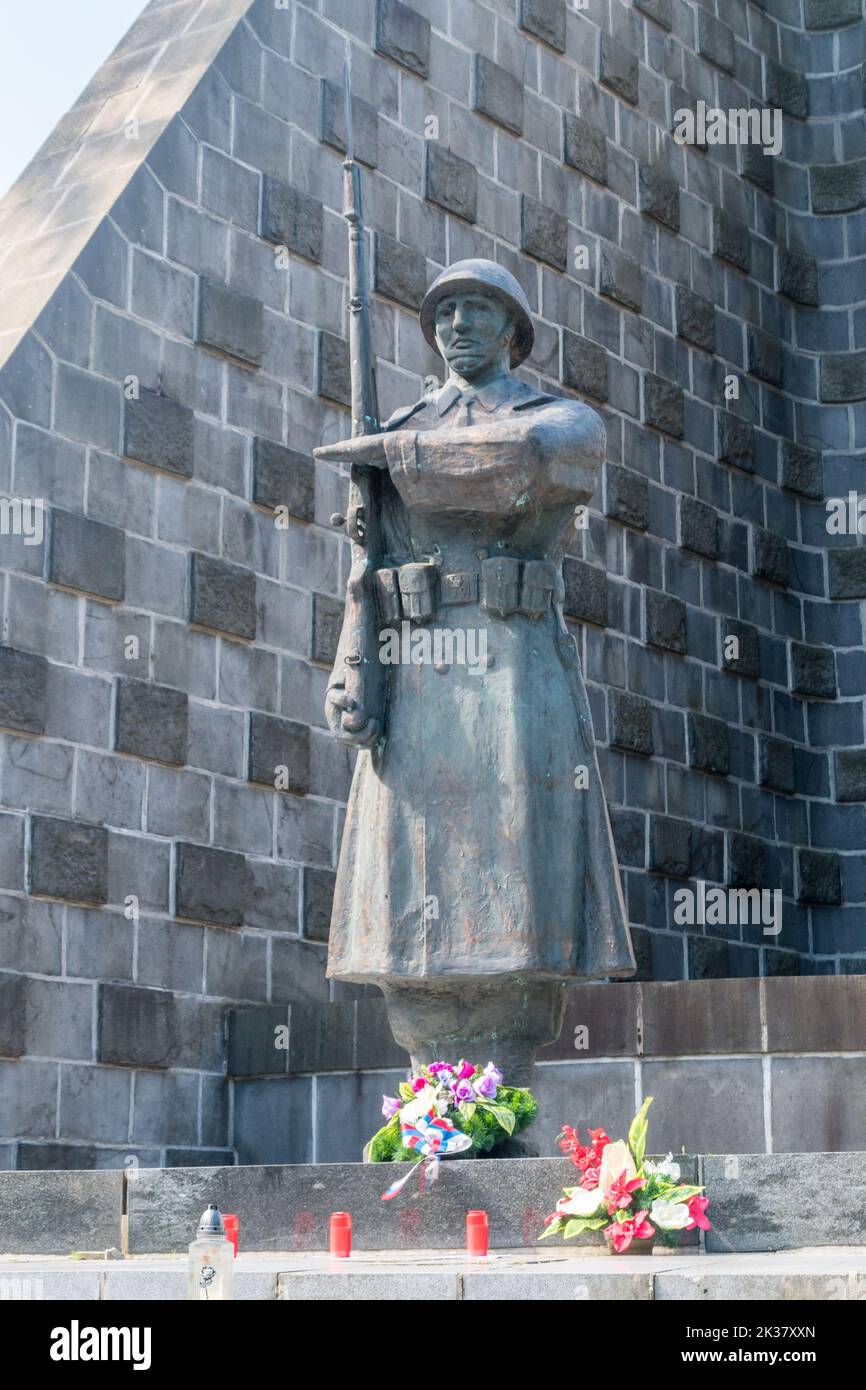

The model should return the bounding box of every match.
[420,259,534,369]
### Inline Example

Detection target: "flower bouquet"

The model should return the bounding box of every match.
[539,1097,711,1252]
[368,1060,538,1163]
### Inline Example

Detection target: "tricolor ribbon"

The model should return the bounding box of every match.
[380,1109,461,1201]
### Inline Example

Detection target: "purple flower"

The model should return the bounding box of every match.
[428,1062,452,1076]
[454,1080,475,1102]
[483,1062,503,1086]
[456,1060,475,1080]
[381,1094,402,1119]
[475,1074,497,1099]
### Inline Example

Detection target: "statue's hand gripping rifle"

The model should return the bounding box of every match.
[322,66,386,748]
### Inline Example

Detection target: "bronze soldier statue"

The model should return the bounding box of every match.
[315,257,635,1089]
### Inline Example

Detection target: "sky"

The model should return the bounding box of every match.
[0,0,146,199]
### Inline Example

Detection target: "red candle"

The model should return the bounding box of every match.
[466,1209,489,1258]
[223,1214,239,1257]
[330,1211,352,1259]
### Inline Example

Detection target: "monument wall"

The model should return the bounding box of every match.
[0,0,864,1166]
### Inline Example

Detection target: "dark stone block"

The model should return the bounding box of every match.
[766,60,808,119]
[248,712,310,794]
[375,0,430,77]
[253,438,315,522]
[721,619,760,679]
[610,808,646,867]
[609,689,654,757]
[599,33,638,105]
[679,495,719,559]
[48,510,125,602]
[227,1005,288,1077]
[473,54,523,135]
[712,207,750,273]
[811,161,866,214]
[634,0,672,28]
[355,997,409,1070]
[563,114,607,185]
[321,79,379,167]
[98,983,174,1068]
[821,350,866,403]
[766,977,866,1055]
[835,750,866,802]
[829,549,866,599]
[643,373,684,437]
[605,463,648,530]
[752,527,790,586]
[0,1170,123,1254]
[727,832,765,887]
[424,143,477,222]
[644,589,685,654]
[175,842,249,927]
[312,593,344,665]
[0,646,47,735]
[30,816,108,905]
[675,284,716,353]
[0,973,25,1058]
[538,982,639,1061]
[372,231,427,311]
[288,1000,355,1074]
[759,735,794,795]
[797,850,842,906]
[260,177,323,264]
[189,552,256,640]
[649,815,690,877]
[562,556,608,626]
[518,0,566,52]
[642,979,761,1054]
[688,713,729,776]
[304,866,335,942]
[697,9,734,73]
[520,194,567,271]
[781,440,822,498]
[197,280,263,367]
[600,246,642,313]
[318,331,351,407]
[718,412,755,471]
[778,247,818,307]
[748,327,783,388]
[562,331,608,402]
[805,0,861,28]
[791,642,836,699]
[638,165,679,233]
[115,677,188,766]
[740,143,774,197]
[123,388,194,478]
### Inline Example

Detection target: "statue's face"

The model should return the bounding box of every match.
[433,291,514,379]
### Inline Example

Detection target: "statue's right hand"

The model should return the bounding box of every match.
[325,682,380,749]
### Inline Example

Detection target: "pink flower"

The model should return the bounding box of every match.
[604,1210,654,1253]
[454,1080,475,1102]
[686,1195,712,1231]
[606,1170,645,1215]
[381,1094,401,1119]
[579,1167,600,1191]
[456,1060,475,1080]
[411,1076,427,1094]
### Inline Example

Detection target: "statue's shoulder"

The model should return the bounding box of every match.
[382,397,432,430]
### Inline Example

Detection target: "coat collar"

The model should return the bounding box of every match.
[436,375,553,416]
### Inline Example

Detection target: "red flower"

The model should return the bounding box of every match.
[604,1210,654,1253]
[606,1170,645,1215]
[588,1128,610,1151]
[579,1166,600,1191]
[686,1195,712,1231]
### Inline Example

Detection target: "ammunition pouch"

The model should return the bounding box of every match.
[375,557,562,623]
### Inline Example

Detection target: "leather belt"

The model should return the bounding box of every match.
[374,558,564,623]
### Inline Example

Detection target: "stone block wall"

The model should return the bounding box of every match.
[0,0,864,1165]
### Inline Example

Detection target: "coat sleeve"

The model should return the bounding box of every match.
[382,399,604,512]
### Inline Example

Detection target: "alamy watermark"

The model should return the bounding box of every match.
[673,879,782,937]
[673,100,783,157]
[379,622,488,676]
[0,496,44,545]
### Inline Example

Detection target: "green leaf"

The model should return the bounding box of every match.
[398,1082,414,1102]
[458,1101,476,1122]
[538,1219,564,1240]
[666,1184,703,1204]
[628,1096,653,1168]
[487,1103,516,1135]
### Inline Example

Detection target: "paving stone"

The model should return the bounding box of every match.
[797,849,842,906]
[781,440,823,499]
[518,0,566,53]
[600,245,641,313]
[599,33,638,105]
[778,246,818,306]
[30,816,108,904]
[562,556,608,627]
[644,589,685,654]
[260,176,323,263]
[563,114,607,185]
[175,841,249,928]
[829,549,866,599]
[688,713,729,777]
[0,646,47,735]
[751,527,789,586]
[609,689,654,757]
[375,0,430,78]
[675,284,716,353]
[372,231,427,310]
[718,412,755,471]
[197,279,263,367]
[712,207,750,273]
[114,677,188,766]
[835,750,866,802]
[472,54,523,136]
[520,194,567,272]
[248,712,310,793]
[189,551,257,640]
[638,165,679,233]
[562,331,608,402]
[48,509,125,602]
[679,495,718,559]
[123,388,194,478]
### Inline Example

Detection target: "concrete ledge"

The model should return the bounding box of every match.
[0,1170,122,1256]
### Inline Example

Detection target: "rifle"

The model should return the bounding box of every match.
[326,64,386,746]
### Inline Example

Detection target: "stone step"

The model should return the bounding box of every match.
[2,1248,865,1301]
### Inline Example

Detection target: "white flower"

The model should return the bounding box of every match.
[598,1140,637,1195]
[645,1153,681,1182]
[650,1198,691,1230]
[557,1187,606,1218]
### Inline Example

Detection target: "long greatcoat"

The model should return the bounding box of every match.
[327,374,635,986]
